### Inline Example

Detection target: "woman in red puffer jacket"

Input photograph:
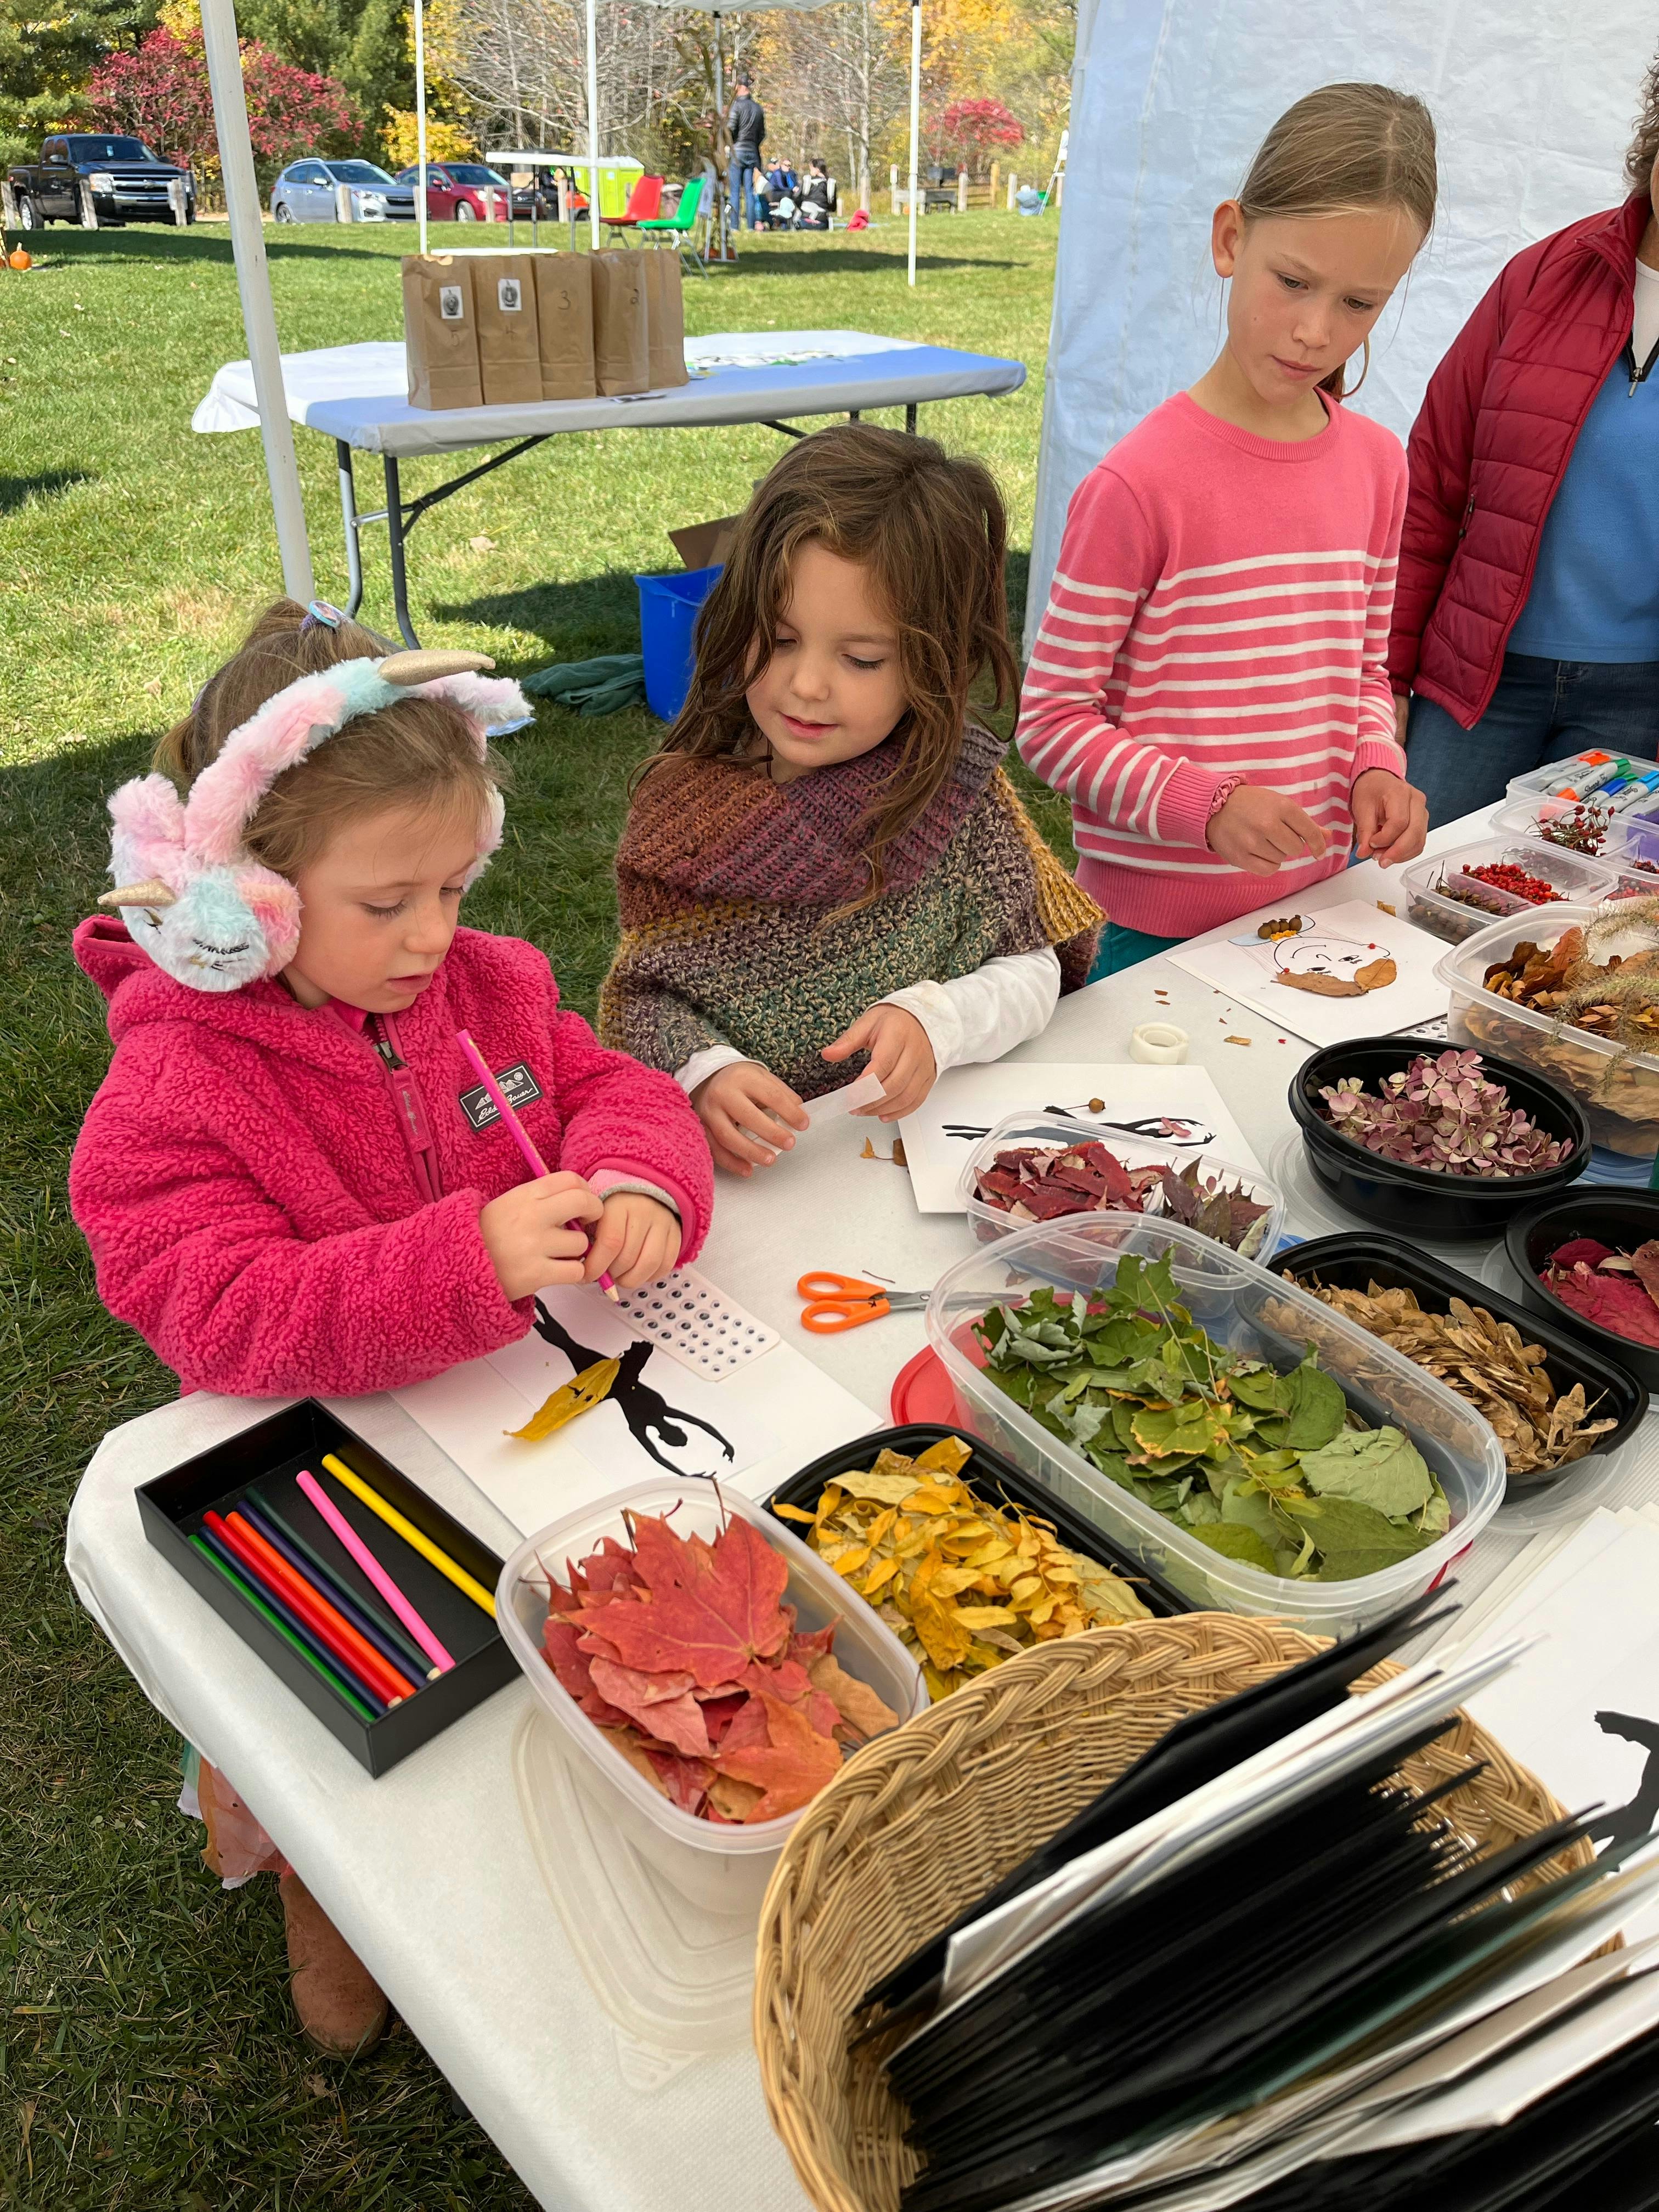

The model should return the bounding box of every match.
[1390,53,1659,824]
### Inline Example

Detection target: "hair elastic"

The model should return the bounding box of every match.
[99,647,528,992]
[302,600,347,632]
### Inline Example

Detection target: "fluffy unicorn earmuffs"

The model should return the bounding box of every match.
[100,648,529,992]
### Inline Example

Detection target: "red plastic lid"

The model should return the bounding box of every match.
[889,1345,980,1432]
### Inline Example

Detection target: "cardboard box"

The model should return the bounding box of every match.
[530,251,596,401]
[402,254,484,411]
[138,1400,515,1776]
[669,516,740,569]
[473,253,543,405]
[589,250,648,396]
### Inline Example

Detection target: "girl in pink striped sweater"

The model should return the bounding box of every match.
[1019,83,1437,974]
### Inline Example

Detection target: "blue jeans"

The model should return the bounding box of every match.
[728,152,760,229]
[1407,652,1659,828]
[1086,922,1182,983]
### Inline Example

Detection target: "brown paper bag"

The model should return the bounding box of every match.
[640,247,689,391]
[530,252,596,400]
[473,253,542,405]
[589,250,649,397]
[402,255,483,411]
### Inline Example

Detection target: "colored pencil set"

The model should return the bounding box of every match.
[189,1452,495,1725]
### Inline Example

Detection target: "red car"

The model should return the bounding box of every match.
[393,161,549,222]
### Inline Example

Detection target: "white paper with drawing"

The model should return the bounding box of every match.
[1166,899,1446,1049]
[391,1283,879,1535]
[896,1062,1262,1214]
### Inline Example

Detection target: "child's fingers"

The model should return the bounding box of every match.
[743,1069,809,1130]
[539,1256,589,1286]
[534,1172,604,1225]
[821,1010,878,1064]
[714,1108,785,1169]
[581,1215,627,1279]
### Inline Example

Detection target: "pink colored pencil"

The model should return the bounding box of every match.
[455,1027,619,1300]
[296,1469,457,1673]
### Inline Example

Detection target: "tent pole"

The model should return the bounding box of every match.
[586,0,602,249]
[714,9,727,261]
[907,0,920,288]
[198,0,314,600]
[413,0,428,255]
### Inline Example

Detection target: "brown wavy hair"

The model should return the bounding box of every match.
[1627,47,1659,191]
[154,599,504,880]
[1236,82,1438,399]
[648,422,1017,906]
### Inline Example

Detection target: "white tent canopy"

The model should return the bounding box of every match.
[1028,0,1657,647]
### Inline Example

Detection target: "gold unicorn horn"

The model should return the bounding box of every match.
[379,649,495,685]
[100,879,177,909]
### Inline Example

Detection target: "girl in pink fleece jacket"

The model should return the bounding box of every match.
[72,601,712,1404]
[70,600,714,2052]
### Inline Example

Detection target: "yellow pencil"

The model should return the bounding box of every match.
[319,1453,496,1618]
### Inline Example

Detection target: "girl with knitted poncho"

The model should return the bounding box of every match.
[600,424,1103,1175]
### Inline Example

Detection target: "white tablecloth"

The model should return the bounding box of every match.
[190,331,1028,456]
[67,803,1659,2209]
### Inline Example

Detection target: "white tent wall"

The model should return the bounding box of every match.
[1025,0,1657,651]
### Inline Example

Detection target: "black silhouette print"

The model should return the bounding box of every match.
[533,1301,736,1479]
[1584,1711,1659,1853]
[940,1111,1218,1148]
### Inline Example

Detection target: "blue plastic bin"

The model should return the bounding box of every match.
[636,564,723,722]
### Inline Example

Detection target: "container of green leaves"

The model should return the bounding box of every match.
[924,1213,1505,1637]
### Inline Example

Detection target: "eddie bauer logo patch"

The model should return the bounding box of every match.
[459,1061,543,1131]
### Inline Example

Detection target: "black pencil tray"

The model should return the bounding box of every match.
[763,1421,1191,1619]
[137,1399,517,1776]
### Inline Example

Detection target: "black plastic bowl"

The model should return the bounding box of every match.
[1288,1040,1590,1241]
[1508,1190,1659,1393]
[1269,1231,1644,1492]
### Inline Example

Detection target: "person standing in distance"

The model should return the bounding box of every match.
[727,74,765,231]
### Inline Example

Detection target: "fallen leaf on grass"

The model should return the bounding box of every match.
[469,533,498,551]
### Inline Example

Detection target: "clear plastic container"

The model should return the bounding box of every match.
[1435,904,1659,1159]
[957,1110,1284,1261]
[1504,751,1659,810]
[924,1215,1505,1638]
[1400,838,1617,946]
[1492,795,1633,863]
[1607,866,1659,902]
[495,1478,927,1916]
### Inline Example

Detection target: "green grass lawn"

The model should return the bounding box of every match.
[0,211,1065,2208]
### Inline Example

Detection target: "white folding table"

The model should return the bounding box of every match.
[192,330,1028,646]
[71,805,1659,2209]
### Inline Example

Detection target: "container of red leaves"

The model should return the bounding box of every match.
[1508,1190,1659,1392]
[959,1112,1283,1260]
[495,1480,927,1912]
[1289,1040,1589,1240]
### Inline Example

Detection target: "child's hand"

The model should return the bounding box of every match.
[1351,768,1428,867]
[479,1171,603,1301]
[585,1192,681,1290]
[821,1004,936,1122]
[692,1061,809,1176]
[1205,785,1328,876]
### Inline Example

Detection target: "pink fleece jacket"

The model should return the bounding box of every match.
[70,918,713,1400]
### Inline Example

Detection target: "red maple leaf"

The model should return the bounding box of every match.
[569,1513,791,1689]
[714,1690,845,1821]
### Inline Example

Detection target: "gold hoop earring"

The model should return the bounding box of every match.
[1344,336,1373,399]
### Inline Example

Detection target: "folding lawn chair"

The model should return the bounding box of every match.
[637,174,712,276]
[601,173,664,242]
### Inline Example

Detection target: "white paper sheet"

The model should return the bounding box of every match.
[1166,899,1447,1050]
[392,1284,882,1537]
[895,1062,1262,1213]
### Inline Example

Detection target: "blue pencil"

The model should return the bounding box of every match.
[240,1497,434,1684]
[194,1522,388,1716]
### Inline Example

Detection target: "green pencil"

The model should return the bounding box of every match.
[188,1533,377,1724]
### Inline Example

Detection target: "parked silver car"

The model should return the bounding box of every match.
[269,160,416,224]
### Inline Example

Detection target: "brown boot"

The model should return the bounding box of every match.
[279,1869,389,2057]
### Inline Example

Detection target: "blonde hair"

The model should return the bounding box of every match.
[155,600,505,880]
[1237,82,1438,397]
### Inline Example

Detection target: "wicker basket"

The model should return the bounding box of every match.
[754,1613,1590,2212]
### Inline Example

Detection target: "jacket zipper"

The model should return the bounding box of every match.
[368,1012,442,1202]
[1629,330,1659,395]
[1457,492,1476,540]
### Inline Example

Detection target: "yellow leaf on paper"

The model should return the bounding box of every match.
[508,1357,620,1441]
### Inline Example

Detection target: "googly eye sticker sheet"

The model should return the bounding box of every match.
[1166,899,1446,1051]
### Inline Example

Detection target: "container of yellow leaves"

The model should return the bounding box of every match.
[765,1425,1188,1699]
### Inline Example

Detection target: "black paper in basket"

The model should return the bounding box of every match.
[1226,2015,1659,2212]
[860,1584,1455,2029]
[892,1782,1595,2212]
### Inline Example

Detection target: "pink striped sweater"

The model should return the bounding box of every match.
[1017,391,1409,938]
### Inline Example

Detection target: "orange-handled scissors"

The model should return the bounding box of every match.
[796,1271,931,1334]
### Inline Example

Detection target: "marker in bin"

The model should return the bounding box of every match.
[1545,754,1628,801]
[455,1029,619,1300]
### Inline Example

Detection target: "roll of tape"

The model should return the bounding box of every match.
[1130,1020,1189,1065]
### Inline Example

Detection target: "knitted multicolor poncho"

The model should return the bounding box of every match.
[599,723,1102,1098]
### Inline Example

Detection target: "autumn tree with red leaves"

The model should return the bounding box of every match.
[927,94,1024,173]
[87,25,358,196]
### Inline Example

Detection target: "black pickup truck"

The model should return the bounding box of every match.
[7,133,195,229]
